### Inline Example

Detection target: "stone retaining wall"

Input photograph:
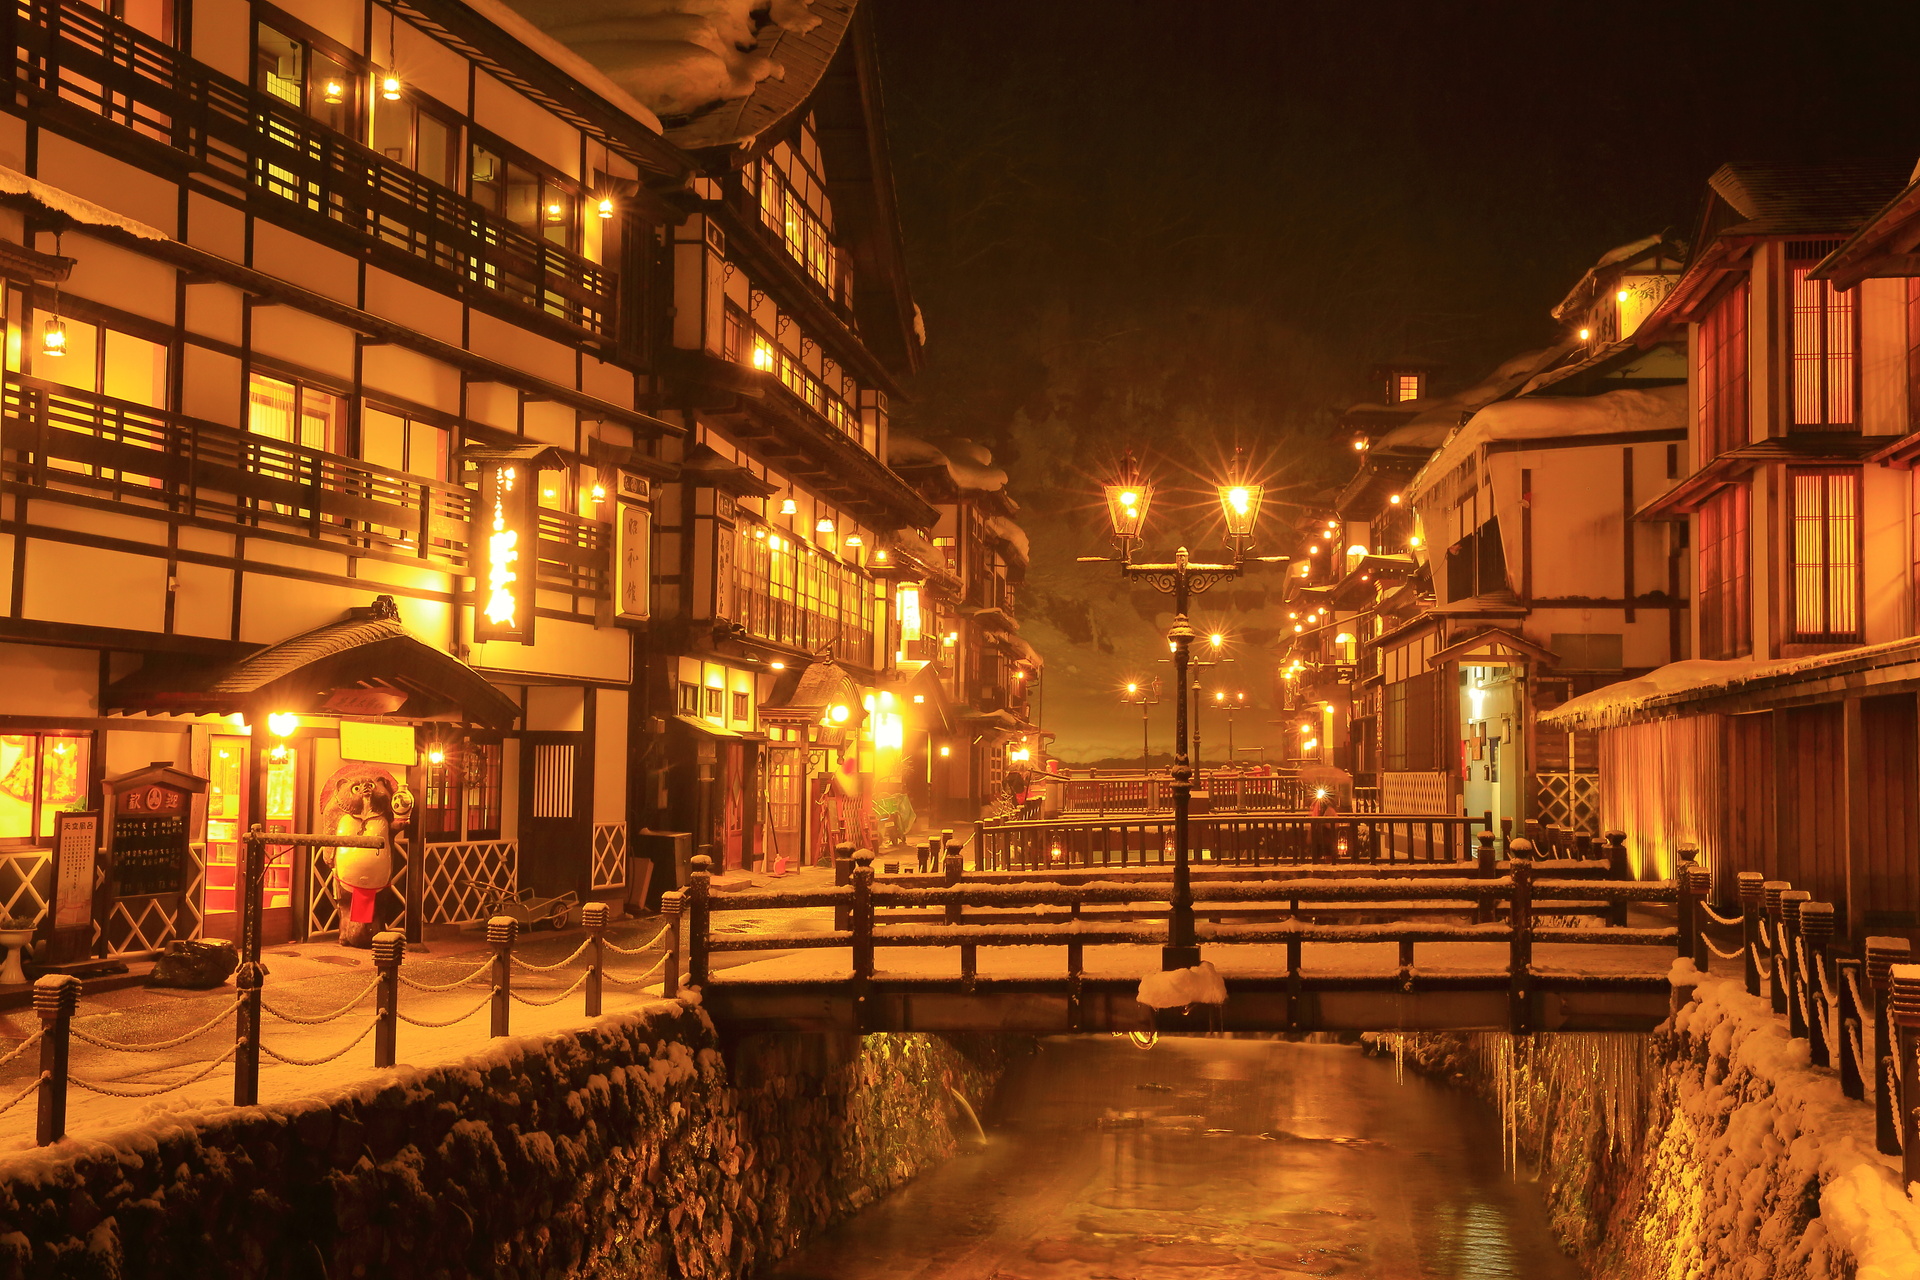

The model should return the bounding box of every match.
[1368,974,1920,1279]
[0,998,1015,1280]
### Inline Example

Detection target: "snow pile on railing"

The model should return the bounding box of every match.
[1136,962,1226,1010]
[1655,966,1920,1280]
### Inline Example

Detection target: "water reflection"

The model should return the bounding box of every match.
[766,1035,1579,1279]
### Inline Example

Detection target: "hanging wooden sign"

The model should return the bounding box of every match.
[474,458,535,643]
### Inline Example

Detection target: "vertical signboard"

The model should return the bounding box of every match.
[44,810,100,964]
[616,501,652,621]
[474,459,535,643]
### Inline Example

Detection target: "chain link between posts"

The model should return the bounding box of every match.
[260,1019,379,1067]
[507,970,591,1007]
[511,938,593,972]
[69,1046,240,1099]
[0,1071,43,1117]
[602,923,672,958]
[396,988,497,1029]
[398,957,495,993]
[1699,902,1744,928]
[0,1031,43,1073]
[261,976,382,1025]
[70,1000,242,1053]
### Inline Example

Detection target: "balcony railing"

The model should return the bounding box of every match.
[733,584,874,661]
[0,373,608,597]
[11,0,612,337]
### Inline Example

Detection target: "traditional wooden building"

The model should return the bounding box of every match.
[0,0,945,951]
[883,431,1038,825]
[1545,160,1920,938]
[1291,237,1687,828]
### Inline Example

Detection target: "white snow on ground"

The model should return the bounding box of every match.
[1136,962,1226,1009]
[1405,384,1687,508]
[0,166,167,240]
[1663,964,1920,1280]
[1543,634,1920,730]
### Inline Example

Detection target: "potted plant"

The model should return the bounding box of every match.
[0,914,34,985]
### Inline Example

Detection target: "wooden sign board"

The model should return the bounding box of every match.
[43,810,100,965]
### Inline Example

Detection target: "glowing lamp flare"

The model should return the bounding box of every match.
[1217,482,1263,538]
[596,197,615,219]
[41,316,66,357]
[267,712,299,737]
[1103,480,1153,541]
[381,75,401,100]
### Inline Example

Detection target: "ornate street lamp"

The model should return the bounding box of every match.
[1123,678,1162,774]
[1080,453,1284,971]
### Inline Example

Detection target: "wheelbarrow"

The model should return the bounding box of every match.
[460,881,579,930]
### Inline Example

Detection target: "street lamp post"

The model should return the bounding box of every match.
[1083,456,1282,971]
[1214,690,1246,766]
[1123,679,1162,773]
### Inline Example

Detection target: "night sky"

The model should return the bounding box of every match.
[871,0,1920,761]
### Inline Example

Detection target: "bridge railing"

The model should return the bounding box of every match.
[976,813,1489,871]
[675,839,1680,1033]
[1056,772,1311,813]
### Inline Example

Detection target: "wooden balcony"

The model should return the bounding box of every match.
[10,0,613,339]
[0,374,608,598]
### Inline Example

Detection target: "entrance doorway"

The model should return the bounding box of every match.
[519,732,590,899]
[203,735,300,945]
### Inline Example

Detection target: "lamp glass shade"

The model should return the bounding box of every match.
[1104,480,1151,540]
[1218,483,1263,538]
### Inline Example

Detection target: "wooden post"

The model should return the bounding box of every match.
[233,826,266,1108]
[850,848,875,983]
[1737,872,1765,997]
[32,974,78,1147]
[1507,840,1533,1033]
[1763,881,1790,1016]
[1604,831,1631,926]
[371,931,403,1069]
[1799,901,1834,1068]
[488,916,516,1037]
[1397,938,1415,992]
[1067,899,1084,1031]
[1867,937,1909,1156]
[688,853,713,988]
[1686,865,1712,973]
[1475,831,1497,924]
[582,902,607,1018]
[1499,816,1513,855]
[1675,846,1700,964]
[1837,956,1865,1102]
[1285,936,1302,1032]
[833,843,855,931]
[1780,890,1810,1041]
[1887,963,1920,1191]
[660,891,684,1000]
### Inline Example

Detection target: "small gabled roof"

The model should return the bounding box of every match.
[1705,159,1911,237]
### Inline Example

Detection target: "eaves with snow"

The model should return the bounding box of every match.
[492,0,855,149]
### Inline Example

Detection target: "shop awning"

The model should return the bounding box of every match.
[103,597,521,729]
[760,658,867,727]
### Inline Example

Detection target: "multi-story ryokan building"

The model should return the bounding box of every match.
[1286,236,1689,832]
[0,0,994,959]
[1546,159,1920,939]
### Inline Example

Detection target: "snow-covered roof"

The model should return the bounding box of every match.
[1549,234,1667,322]
[1405,384,1687,509]
[983,513,1029,564]
[0,166,167,240]
[462,0,665,135]
[887,431,1009,495]
[493,0,845,147]
[1541,635,1920,730]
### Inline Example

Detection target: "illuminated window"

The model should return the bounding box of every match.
[1697,277,1749,460]
[703,686,725,719]
[0,732,91,845]
[254,22,356,135]
[732,691,750,723]
[471,142,578,250]
[360,406,450,481]
[1788,243,1857,433]
[1698,485,1752,660]
[421,742,502,842]
[248,371,345,454]
[1394,373,1422,402]
[1789,469,1862,643]
[678,683,701,715]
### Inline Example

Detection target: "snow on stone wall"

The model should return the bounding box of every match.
[0,1001,1015,1279]
[1369,974,1920,1279]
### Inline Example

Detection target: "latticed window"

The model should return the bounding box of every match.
[1698,485,1751,659]
[1697,277,1749,460]
[420,742,501,843]
[1789,468,1862,643]
[1787,242,1857,432]
[1394,373,1421,402]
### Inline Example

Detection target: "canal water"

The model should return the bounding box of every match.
[767,1035,1581,1280]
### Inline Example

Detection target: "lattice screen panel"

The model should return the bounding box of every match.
[421,840,517,924]
[1535,771,1601,835]
[591,823,627,892]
